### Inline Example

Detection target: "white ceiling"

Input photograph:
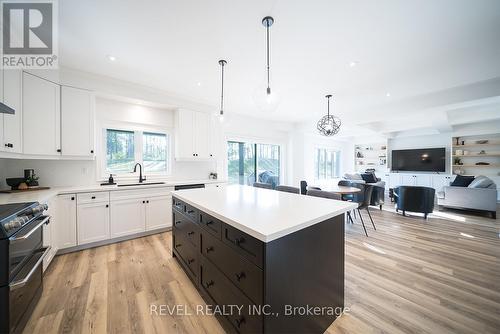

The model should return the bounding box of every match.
[59,0,500,131]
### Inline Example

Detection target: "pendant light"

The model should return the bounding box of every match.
[317,94,341,136]
[218,59,227,122]
[253,16,280,112]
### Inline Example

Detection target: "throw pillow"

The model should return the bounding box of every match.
[351,173,364,181]
[450,175,475,187]
[361,173,378,183]
[468,175,495,189]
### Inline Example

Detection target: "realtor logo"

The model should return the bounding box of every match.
[1,0,58,68]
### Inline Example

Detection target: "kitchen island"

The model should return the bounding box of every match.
[171,185,357,334]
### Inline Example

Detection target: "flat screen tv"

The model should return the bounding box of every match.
[391,147,446,172]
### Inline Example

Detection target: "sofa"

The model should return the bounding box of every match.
[437,175,497,219]
[344,172,385,209]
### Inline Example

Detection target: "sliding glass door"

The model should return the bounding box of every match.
[227,141,281,187]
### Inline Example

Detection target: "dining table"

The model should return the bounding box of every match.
[313,185,362,195]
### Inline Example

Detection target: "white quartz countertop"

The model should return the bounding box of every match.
[0,179,226,205]
[172,184,357,242]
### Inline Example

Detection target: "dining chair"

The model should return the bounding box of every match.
[307,189,354,224]
[337,180,357,219]
[275,185,300,194]
[350,183,376,236]
[253,182,273,189]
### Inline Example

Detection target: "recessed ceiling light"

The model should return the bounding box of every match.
[106,55,116,62]
[349,61,358,67]
[197,82,202,87]
[386,92,391,97]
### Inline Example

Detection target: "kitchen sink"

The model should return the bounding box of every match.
[117,182,166,187]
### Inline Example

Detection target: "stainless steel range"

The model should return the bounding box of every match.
[0,202,51,333]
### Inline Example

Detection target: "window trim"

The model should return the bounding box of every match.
[314,146,341,181]
[97,121,172,181]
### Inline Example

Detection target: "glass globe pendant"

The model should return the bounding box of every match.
[218,59,227,122]
[317,94,341,136]
[253,16,280,112]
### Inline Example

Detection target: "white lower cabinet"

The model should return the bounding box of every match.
[52,186,176,249]
[55,194,77,249]
[110,198,146,238]
[146,195,172,231]
[77,201,110,244]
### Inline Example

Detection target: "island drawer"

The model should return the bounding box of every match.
[200,212,222,239]
[200,257,263,334]
[222,224,264,269]
[173,212,200,248]
[173,233,199,280]
[172,197,185,213]
[201,229,263,305]
[184,203,199,222]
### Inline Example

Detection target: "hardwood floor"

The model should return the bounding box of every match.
[24,206,500,334]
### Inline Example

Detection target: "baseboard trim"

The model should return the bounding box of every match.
[57,226,172,255]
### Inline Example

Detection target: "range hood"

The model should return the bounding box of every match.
[0,102,15,114]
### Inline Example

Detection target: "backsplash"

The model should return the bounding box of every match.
[0,159,218,188]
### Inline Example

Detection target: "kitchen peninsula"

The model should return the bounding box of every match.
[172,185,357,333]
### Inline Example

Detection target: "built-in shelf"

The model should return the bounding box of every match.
[354,142,387,173]
[452,154,500,157]
[452,164,500,168]
[452,143,500,147]
[452,134,500,177]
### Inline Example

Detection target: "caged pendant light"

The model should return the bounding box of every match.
[317,94,341,136]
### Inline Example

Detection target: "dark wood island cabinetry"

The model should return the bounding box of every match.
[171,185,356,333]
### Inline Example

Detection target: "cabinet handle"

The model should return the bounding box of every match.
[175,221,182,225]
[233,237,245,245]
[192,153,195,156]
[71,197,75,201]
[4,144,7,147]
[187,231,194,236]
[235,317,246,328]
[187,209,195,214]
[187,258,195,264]
[175,243,182,248]
[206,246,214,253]
[57,149,61,153]
[142,200,145,204]
[90,150,94,154]
[146,200,149,203]
[210,154,213,157]
[106,204,109,208]
[205,280,214,288]
[206,221,214,225]
[91,196,96,199]
[235,271,246,281]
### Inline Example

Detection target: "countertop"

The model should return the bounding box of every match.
[172,184,357,242]
[0,179,226,205]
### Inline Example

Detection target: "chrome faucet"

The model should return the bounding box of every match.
[133,163,146,183]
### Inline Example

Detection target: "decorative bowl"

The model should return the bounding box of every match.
[6,177,26,190]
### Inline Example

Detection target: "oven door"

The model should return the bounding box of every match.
[8,246,50,333]
[8,215,50,283]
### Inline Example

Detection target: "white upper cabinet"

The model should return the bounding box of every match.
[194,111,210,159]
[175,109,214,160]
[175,108,195,159]
[61,86,95,157]
[2,70,23,153]
[23,72,61,156]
